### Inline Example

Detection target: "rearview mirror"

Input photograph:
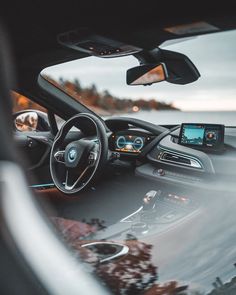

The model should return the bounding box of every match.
[127,49,200,86]
[126,63,168,86]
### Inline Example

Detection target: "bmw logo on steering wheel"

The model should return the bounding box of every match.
[68,148,77,163]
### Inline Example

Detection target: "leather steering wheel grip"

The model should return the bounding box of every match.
[50,113,108,195]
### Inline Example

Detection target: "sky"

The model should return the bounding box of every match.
[42,30,236,111]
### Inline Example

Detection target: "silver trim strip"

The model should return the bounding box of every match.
[159,148,202,169]
[81,242,129,263]
[120,206,143,222]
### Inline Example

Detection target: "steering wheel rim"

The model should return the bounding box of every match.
[50,113,108,195]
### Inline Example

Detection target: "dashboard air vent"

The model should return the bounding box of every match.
[160,150,202,169]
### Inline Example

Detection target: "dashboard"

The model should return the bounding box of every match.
[105,117,236,193]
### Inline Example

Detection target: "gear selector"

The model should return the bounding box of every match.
[142,190,160,211]
[141,190,162,224]
[120,190,162,224]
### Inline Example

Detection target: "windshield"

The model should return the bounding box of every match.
[42,30,236,126]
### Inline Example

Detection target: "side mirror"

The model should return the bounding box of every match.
[14,111,50,132]
[126,63,168,86]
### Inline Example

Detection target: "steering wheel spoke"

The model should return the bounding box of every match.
[54,150,65,164]
[64,167,89,191]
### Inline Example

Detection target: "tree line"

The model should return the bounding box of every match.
[45,76,179,115]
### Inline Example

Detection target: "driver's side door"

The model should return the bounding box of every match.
[12,91,55,188]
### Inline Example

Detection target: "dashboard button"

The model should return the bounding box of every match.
[111,152,120,160]
[157,168,165,176]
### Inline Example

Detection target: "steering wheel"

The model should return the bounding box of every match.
[50,113,108,195]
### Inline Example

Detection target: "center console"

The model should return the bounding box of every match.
[94,190,200,240]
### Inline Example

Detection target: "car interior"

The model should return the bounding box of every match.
[1,2,236,294]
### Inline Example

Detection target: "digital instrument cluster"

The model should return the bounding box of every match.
[179,123,225,151]
[109,131,152,154]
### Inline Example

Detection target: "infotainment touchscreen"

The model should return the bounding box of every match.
[179,123,225,151]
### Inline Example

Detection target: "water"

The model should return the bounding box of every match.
[58,111,236,129]
[114,110,236,126]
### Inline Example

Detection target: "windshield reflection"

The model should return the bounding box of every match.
[49,181,236,295]
[52,217,191,294]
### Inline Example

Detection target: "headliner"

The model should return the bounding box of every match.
[1,2,236,71]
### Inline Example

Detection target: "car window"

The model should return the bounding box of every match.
[12,91,46,113]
